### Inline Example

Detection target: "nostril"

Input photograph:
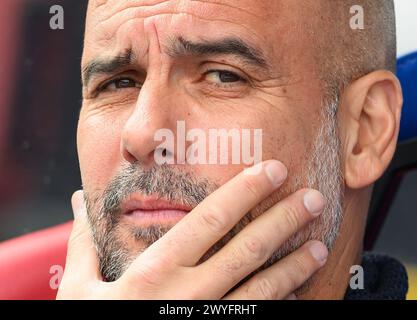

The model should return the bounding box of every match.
[123,149,137,164]
[153,147,175,165]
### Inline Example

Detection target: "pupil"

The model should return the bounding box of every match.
[117,79,132,88]
[219,71,238,83]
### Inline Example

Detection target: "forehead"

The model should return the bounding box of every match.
[83,0,317,59]
[87,0,282,23]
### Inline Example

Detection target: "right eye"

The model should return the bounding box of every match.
[98,78,141,93]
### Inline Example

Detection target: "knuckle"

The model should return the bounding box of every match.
[131,255,172,287]
[132,265,161,288]
[184,289,201,300]
[280,204,301,232]
[215,254,244,278]
[292,256,309,279]
[242,234,268,262]
[252,277,277,300]
[226,254,244,274]
[284,257,309,290]
[200,205,229,234]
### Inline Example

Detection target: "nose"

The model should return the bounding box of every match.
[120,79,177,167]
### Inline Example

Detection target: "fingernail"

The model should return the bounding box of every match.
[309,241,328,263]
[303,190,325,216]
[285,293,298,300]
[265,161,288,187]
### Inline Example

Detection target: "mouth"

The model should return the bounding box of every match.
[121,194,192,226]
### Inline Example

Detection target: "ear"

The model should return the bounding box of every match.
[338,70,403,189]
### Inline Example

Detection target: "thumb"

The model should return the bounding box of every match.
[64,190,101,281]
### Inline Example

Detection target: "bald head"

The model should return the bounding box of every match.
[315,0,396,96]
[84,0,396,98]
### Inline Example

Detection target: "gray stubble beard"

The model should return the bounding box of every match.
[85,98,344,285]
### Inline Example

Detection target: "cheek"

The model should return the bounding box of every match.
[77,114,124,194]
[258,108,316,186]
[185,109,313,188]
[262,127,310,171]
[253,107,311,156]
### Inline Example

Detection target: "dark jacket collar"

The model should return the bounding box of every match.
[344,252,408,300]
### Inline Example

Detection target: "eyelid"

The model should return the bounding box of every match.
[202,70,249,90]
[87,68,140,90]
[200,60,251,77]
[203,69,245,78]
[93,75,140,96]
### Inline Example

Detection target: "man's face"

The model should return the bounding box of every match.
[78,0,343,281]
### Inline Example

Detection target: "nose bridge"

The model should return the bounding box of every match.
[121,75,176,165]
[121,18,184,166]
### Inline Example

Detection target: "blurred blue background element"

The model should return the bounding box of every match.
[397,51,417,141]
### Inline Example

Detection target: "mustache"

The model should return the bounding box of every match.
[96,163,219,221]
[86,163,248,282]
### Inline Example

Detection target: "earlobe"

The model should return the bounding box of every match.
[340,71,403,189]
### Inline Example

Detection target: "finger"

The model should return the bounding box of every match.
[64,190,101,282]
[136,160,288,268]
[224,240,328,300]
[196,188,325,296]
[285,293,297,300]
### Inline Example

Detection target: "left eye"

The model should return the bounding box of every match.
[205,70,244,84]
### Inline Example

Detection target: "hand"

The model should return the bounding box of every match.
[57,160,328,300]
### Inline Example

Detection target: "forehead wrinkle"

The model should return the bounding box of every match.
[91,0,266,23]
[84,1,284,77]
[87,0,273,41]
[176,0,265,20]
[85,13,270,64]
[88,11,270,58]
[90,0,172,27]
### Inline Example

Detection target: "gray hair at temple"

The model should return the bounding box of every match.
[315,0,396,97]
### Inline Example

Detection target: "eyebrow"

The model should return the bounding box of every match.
[82,37,270,87]
[82,49,134,87]
[169,37,269,68]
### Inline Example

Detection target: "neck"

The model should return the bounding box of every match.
[298,187,371,299]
